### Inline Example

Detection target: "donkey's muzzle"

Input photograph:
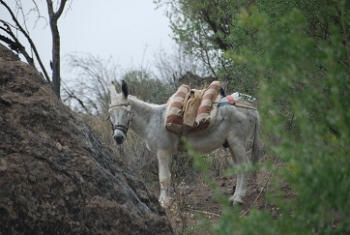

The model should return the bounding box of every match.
[112,124,128,145]
[113,134,125,145]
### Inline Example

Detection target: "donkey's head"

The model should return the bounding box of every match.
[109,80,132,145]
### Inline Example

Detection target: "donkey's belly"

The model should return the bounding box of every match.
[186,132,226,154]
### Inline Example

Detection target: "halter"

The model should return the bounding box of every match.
[108,103,133,136]
[111,124,129,134]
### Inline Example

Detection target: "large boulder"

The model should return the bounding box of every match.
[0,44,173,235]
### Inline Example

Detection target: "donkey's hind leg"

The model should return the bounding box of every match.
[227,146,240,203]
[227,137,249,204]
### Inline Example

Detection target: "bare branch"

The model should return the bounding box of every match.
[0,0,51,83]
[55,0,68,19]
[62,53,118,114]
[61,80,90,114]
[0,22,33,66]
[27,0,48,29]
[46,0,68,20]
[14,0,30,35]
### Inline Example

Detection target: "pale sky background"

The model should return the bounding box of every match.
[0,0,173,80]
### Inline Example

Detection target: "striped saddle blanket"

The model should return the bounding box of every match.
[165,81,221,134]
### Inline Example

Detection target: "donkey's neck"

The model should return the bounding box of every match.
[128,96,163,140]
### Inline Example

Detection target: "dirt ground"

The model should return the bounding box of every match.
[158,156,295,235]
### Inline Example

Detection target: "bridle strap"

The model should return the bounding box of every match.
[109,103,129,111]
[112,124,129,134]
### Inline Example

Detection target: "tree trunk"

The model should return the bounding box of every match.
[50,20,61,99]
[46,0,67,100]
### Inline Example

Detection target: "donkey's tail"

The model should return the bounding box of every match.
[251,112,260,178]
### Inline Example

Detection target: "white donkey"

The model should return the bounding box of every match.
[109,80,260,208]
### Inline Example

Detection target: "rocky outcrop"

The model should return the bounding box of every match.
[0,44,173,235]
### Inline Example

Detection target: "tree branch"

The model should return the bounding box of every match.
[55,0,68,19]
[0,23,33,65]
[61,80,90,114]
[0,0,51,83]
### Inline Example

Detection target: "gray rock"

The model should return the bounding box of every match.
[0,44,173,235]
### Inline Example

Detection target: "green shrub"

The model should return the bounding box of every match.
[169,0,350,234]
[218,1,350,234]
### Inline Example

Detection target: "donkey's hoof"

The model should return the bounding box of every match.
[229,195,234,201]
[159,197,170,208]
[233,200,243,206]
[229,195,243,206]
[228,195,237,202]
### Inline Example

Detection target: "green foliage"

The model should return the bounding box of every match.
[226,0,350,234]
[155,0,262,94]
[159,0,350,234]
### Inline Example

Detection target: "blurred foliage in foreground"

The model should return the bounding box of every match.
[157,0,350,234]
[221,1,349,235]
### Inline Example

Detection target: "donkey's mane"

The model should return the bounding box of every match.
[129,95,166,110]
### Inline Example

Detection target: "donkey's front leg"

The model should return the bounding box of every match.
[157,150,172,208]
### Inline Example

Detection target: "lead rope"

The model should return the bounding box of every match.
[118,144,123,160]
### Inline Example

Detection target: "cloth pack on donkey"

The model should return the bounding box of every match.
[219,92,257,109]
[165,81,221,134]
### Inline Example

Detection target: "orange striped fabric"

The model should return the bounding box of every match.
[165,85,190,134]
[165,81,221,134]
[194,81,221,131]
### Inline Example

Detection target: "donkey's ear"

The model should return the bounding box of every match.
[110,81,118,102]
[121,80,129,98]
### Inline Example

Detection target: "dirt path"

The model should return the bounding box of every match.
[161,162,294,234]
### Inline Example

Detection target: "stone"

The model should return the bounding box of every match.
[0,44,173,235]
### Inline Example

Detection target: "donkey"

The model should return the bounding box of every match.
[109,80,260,208]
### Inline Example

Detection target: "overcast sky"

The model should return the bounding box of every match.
[1,0,173,79]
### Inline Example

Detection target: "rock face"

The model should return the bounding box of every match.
[0,44,173,235]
